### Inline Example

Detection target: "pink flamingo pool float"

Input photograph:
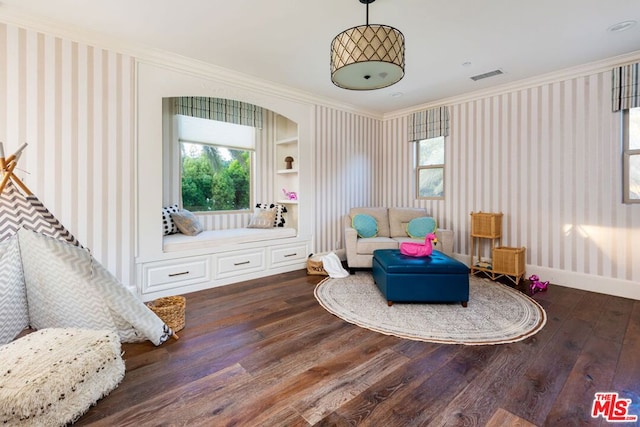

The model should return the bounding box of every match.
[400,233,438,257]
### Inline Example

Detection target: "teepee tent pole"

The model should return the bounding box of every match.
[0,142,33,195]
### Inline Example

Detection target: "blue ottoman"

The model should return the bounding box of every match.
[372,249,469,307]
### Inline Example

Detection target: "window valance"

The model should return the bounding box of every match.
[408,106,449,141]
[612,62,639,112]
[174,97,264,128]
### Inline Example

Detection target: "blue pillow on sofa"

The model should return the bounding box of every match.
[406,217,437,238]
[352,214,378,238]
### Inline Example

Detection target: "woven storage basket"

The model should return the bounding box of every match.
[470,212,503,238]
[493,246,526,276]
[146,296,186,332]
[306,254,328,276]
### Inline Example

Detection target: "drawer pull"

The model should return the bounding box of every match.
[168,271,190,277]
[234,261,251,266]
[284,253,298,258]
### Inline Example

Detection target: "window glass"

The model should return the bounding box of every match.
[419,137,445,165]
[629,154,640,201]
[418,168,444,198]
[630,108,640,150]
[416,136,445,199]
[177,116,254,212]
[624,107,640,203]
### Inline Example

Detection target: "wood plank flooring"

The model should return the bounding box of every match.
[75,270,640,426]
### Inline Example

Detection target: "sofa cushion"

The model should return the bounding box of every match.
[356,237,398,255]
[388,207,428,237]
[352,213,378,238]
[349,207,390,237]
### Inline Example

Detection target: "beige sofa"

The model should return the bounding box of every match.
[344,207,454,271]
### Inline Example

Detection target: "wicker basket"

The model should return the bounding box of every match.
[493,246,526,276]
[146,296,186,332]
[470,212,503,238]
[306,254,328,276]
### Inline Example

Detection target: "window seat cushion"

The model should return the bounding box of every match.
[163,227,297,252]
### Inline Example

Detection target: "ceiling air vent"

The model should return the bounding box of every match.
[470,69,504,81]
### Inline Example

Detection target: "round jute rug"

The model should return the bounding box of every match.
[314,272,546,345]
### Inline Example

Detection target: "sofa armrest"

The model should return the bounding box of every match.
[344,226,359,267]
[435,228,454,256]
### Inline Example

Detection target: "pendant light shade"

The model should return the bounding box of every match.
[330,0,405,90]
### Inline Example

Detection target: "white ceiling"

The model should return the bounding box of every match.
[1,0,639,115]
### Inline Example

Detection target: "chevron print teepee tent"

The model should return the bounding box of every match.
[0,142,173,346]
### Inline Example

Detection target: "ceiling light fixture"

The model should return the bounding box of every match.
[330,0,405,90]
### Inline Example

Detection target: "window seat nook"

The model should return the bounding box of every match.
[163,227,297,252]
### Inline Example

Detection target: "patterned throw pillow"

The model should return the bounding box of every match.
[247,209,277,229]
[162,204,180,235]
[0,235,29,345]
[406,217,437,238]
[170,209,204,236]
[255,203,287,227]
[352,213,378,238]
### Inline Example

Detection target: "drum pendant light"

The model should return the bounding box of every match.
[330,0,405,90]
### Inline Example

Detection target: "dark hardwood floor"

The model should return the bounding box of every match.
[75,269,640,426]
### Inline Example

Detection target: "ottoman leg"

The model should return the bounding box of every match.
[387,301,393,307]
[462,301,468,307]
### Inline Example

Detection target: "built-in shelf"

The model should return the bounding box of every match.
[277,169,298,174]
[277,199,298,205]
[275,136,298,145]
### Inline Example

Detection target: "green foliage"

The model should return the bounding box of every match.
[181,144,251,211]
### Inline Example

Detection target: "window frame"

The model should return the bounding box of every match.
[623,108,640,204]
[416,136,445,200]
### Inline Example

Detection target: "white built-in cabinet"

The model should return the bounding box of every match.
[135,62,314,302]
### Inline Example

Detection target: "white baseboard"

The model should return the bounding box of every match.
[452,253,640,301]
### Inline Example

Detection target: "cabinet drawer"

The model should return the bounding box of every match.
[143,257,211,293]
[216,249,265,278]
[271,244,308,266]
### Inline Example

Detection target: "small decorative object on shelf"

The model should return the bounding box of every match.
[282,188,298,200]
[284,156,294,169]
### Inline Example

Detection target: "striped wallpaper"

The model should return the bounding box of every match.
[311,71,638,294]
[1,19,637,297]
[313,106,380,252]
[0,23,136,285]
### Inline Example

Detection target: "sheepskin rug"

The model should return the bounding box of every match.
[0,328,125,426]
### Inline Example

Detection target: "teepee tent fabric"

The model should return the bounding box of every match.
[17,229,172,345]
[0,235,29,345]
[0,180,81,246]
[0,143,173,345]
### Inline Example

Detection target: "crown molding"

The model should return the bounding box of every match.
[383,50,640,121]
